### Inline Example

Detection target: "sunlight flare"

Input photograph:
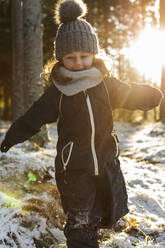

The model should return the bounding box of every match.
[127,27,165,84]
[0,191,22,209]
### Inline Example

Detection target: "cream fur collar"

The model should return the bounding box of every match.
[52,66,103,96]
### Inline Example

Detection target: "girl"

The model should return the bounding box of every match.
[1,0,163,247]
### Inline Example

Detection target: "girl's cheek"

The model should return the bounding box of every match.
[63,60,73,70]
[86,59,93,68]
[66,65,73,70]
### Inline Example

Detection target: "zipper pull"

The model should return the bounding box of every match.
[84,90,87,98]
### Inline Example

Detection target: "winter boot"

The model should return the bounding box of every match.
[65,228,99,248]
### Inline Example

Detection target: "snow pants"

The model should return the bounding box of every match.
[55,158,128,248]
[56,170,105,248]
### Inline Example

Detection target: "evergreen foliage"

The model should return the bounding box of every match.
[0,0,12,120]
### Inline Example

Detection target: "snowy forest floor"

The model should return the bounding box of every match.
[0,121,165,248]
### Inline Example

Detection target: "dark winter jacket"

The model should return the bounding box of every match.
[1,69,163,229]
[2,73,163,176]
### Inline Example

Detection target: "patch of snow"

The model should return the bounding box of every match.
[0,121,165,247]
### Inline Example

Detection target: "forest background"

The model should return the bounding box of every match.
[0,0,165,138]
[1,1,165,247]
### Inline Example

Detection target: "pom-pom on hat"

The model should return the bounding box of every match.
[54,0,99,60]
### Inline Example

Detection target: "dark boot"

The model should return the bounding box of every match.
[65,228,99,248]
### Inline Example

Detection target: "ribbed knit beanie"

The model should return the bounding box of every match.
[54,0,99,61]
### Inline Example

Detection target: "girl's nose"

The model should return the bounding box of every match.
[75,57,82,66]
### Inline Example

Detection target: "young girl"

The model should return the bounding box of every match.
[1,0,163,247]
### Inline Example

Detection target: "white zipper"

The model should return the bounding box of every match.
[85,93,99,176]
[62,141,74,170]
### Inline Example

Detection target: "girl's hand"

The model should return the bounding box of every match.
[130,84,164,111]
[0,140,12,153]
[140,85,163,110]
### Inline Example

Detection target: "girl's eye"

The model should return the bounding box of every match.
[81,54,89,58]
[66,56,74,60]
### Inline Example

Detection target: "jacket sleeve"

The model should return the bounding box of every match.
[106,77,163,111]
[4,85,61,146]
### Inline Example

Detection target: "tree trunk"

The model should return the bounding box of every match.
[23,0,48,146]
[3,81,11,120]
[159,0,165,122]
[160,66,165,122]
[11,0,24,121]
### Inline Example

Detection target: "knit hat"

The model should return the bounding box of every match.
[54,0,99,61]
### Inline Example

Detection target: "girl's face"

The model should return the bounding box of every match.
[62,51,94,71]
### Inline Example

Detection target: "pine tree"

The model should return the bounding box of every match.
[11,0,24,120]
[159,0,165,122]
[23,0,48,146]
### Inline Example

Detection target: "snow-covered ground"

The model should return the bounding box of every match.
[0,121,165,247]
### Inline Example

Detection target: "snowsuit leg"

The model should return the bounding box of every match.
[56,170,102,248]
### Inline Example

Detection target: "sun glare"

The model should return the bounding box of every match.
[0,191,22,210]
[126,27,165,85]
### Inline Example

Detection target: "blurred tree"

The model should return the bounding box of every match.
[23,0,43,111]
[159,0,165,122]
[11,0,24,120]
[41,0,58,63]
[0,0,11,120]
[22,0,48,146]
